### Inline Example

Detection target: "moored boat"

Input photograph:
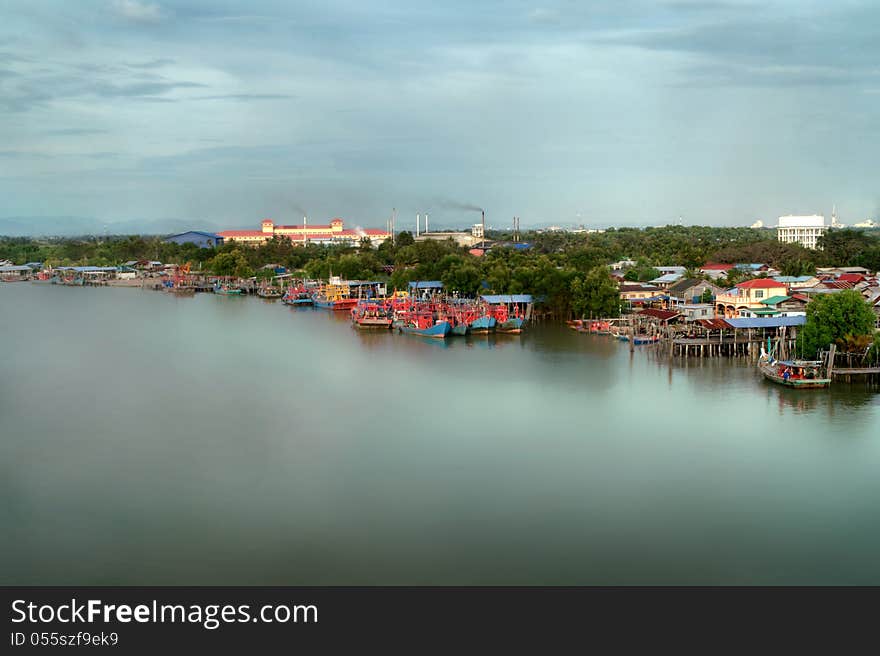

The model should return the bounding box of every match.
[758,348,831,388]
[213,282,242,295]
[351,301,393,328]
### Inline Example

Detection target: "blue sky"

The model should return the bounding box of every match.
[1,0,878,233]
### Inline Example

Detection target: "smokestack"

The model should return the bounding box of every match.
[303,215,307,228]
[425,213,429,233]
[416,213,420,237]
[482,210,485,237]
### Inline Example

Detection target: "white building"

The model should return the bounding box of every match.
[777,215,827,250]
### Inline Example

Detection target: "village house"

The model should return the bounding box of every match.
[667,278,724,304]
[678,304,714,322]
[619,283,664,306]
[648,272,684,289]
[714,279,789,318]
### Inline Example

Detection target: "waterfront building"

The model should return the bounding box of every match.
[678,304,714,322]
[218,218,391,247]
[776,215,827,249]
[0,264,33,280]
[164,231,224,248]
[619,283,664,305]
[714,279,789,318]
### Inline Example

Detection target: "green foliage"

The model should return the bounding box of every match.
[797,290,876,358]
[817,229,880,268]
[700,288,714,303]
[571,267,620,318]
[623,265,660,282]
[2,225,877,322]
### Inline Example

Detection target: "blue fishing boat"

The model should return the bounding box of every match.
[394,308,451,338]
[398,320,451,338]
[468,315,496,333]
[213,282,242,295]
[282,284,314,306]
[450,322,468,336]
[496,316,525,334]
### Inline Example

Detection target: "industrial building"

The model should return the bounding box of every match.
[218,218,390,247]
[163,231,225,248]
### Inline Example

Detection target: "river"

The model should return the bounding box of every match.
[1,283,879,584]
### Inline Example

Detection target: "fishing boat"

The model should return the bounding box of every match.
[282,284,314,306]
[313,278,359,311]
[468,315,496,334]
[351,301,393,328]
[213,281,242,295]
[257,286,282,299]
[394,309,451,338]
[631,334,660,345]
[485,297,530,334]
[758,346,831,389]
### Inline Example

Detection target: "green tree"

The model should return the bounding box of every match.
[700,288,714,303]
[797,290,876,357]
[395,231,415,247]
[571,266,619,318]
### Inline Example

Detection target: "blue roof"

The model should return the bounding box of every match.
[409,280,443,289]
[773,275,813,283]
[723,316,806,329]
[0,265,32,272]
[481,294,533,304]
[55,266,119,272]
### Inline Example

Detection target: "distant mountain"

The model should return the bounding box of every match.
[0,216,223,237]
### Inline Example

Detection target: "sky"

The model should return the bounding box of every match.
[1,0,878,234]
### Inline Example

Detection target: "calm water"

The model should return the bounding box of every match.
[1,283,879,585]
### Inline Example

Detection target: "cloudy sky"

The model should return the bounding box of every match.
[1,0,878,233]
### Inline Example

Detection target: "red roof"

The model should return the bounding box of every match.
[821,280,855,289]
[637,308,680,321]
[790,293,810,302]
[837,274,865,283]
[736,279,787,289]
[276,225,334,231]
[217,230,266,237]
[701,263,734,270]
[698,319,729,330]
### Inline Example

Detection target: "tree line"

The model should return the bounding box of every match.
[3,226,878,322]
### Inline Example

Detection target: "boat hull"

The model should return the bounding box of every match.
[356,318,392,328]
[469,316,496,333]
[315,298,358,311]
[450,323,468,336]
[283,297,314,306]
[496,317,524,334]
[759,362,831,388]
[398,321,451,338]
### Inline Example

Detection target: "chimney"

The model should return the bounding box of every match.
[303,215,307,228]
[425,213,429,233]
[416,213,420,237]
[482,210,485,237]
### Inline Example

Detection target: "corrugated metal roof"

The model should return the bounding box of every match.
[649,273,683,283]
[759,295,791,305]
[408,280,443,289]
[481,294,533,303]
[0,265,32,272]
[637,308,680,321]
[723,316,806,328]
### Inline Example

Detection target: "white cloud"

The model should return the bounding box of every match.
[112,0,167,24]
